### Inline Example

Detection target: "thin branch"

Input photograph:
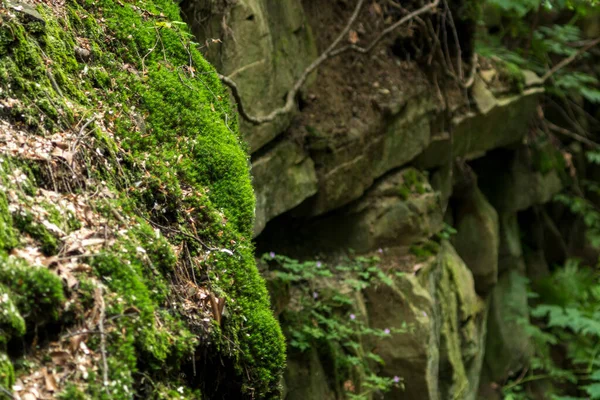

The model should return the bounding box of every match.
[443,0,463,80]
[0,386,14,400]
[95,286,110,388]
[541,36,600,83]
[220,0,441,125]
[219,0,366,125]
[546,120,600,149]
[330,0,440,57]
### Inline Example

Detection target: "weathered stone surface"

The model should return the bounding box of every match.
[299,94,435,216]
[284,348,335,400]
[415,88,543,170]
[483,268,533,383]
[182,0,318,152]
[472,77,497,114]
[364,266,439,400]
[252,140,318,236]
[522,70,544,87]
[303,168,444,252]
[430,163,453,214]
[361,242,486,400]
[497,213,523,273]
[474,147,564,213]
[436,243,488,400]
[452,185,500,295]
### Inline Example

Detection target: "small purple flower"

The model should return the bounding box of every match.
[316,261,322,268]
[313,291,318,300]
[269,251,275,259]
[384,328,391,335]
[350,314,356,320]
[393,376,400,383]
[378,248,384,254]
[422,311,428,318]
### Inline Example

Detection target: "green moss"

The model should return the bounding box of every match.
[0,285,26,344]
[0,0,285,395]
[410,240,440,260]
[0,257,64,322]
[13,212,59,255]
[499,61,525,93]
[398,169,429,199]
[0,191,17,252]
[57,384,89,400]
[0,353,15,388]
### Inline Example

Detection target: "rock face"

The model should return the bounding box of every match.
[435,244,488,400]
[300,94,437,217]
[452,184,500,295]
[364,266,440,400]
[252,139,318,236]
[301,168,444,252]
[473,146,564,213]
[483,268,533,383]
[181,0,318,152]
[361,242,487,400]
[284,348,335,400]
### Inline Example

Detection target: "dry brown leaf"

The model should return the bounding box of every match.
[348,30,359,44]
[50,350,72,366]
[413,262,426,273]
[69,333,86,354]
[43,367,58,393]
[123,305,141,315]
[56,266,79,289]
[81,238,105,248]
[51,146,74,164]
[21,392,37,400]
[370,2,382,16]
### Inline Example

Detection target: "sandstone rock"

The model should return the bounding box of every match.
[474,147,564,213]
[362,242,486,400]
[182,0,318,152]
[364,266,439,400]
[303,168,444,252]
[522,70,543,87]
[483,268,533,383]
[284,348,335,400]
[436,242,488,400]
[472,77,497,114]
[430,163,453,214]
[252,140,318,236]
[299,94,435,216]
[452,185,500,295]
[415,88,543,170]
[497,213,523,273]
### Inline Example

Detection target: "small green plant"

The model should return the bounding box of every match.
[261,253,406,399]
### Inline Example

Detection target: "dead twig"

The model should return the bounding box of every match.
[94,286,110,389]
[220,0,441,125]
[331,0,440,57]
[546,120,600,149]
[219,0,366,125]
[541,36,600,83]
[0,386,14,400]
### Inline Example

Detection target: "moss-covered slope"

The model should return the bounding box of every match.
[0,0,284,398]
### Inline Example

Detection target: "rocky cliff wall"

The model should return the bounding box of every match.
[182,1,590,399]
[0,0,594,399]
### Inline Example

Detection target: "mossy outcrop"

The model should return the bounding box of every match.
[0,0,284,398]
